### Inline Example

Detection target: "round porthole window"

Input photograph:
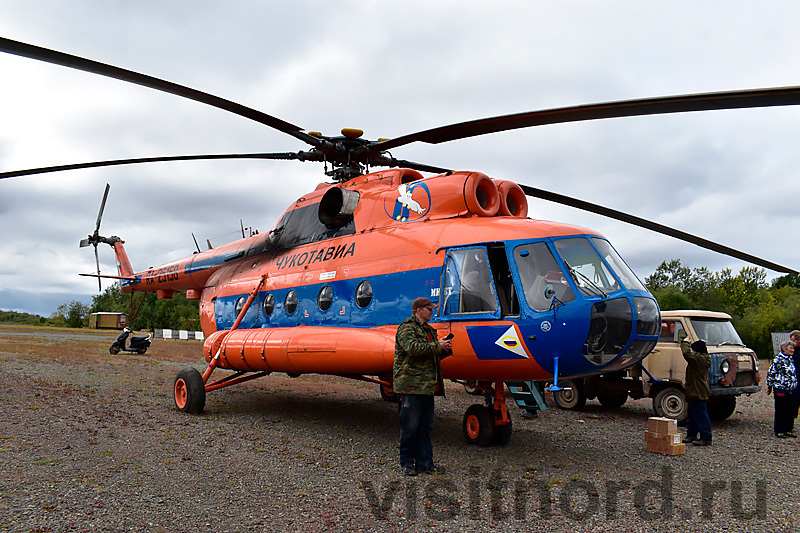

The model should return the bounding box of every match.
[285,290,298,314]
[317,285,333,311]
[234,296,246,317]
[262,293,275,316]
[355,280,373,308]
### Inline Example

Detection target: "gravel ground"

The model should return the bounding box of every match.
[0,324,798,532]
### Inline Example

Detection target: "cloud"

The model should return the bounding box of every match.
[1,1,800,316]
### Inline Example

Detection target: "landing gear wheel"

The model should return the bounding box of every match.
[553,379,586,410]
[708,396,736,421]
[379,382,397,403]
[653,386,687,422]
[597,391,628,408]
[491,414,513,446]
[109,344,121,355]
[463,404,494,446]
[174,367,206,414]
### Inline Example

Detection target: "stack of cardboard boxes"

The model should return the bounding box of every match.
[645,417,685,455]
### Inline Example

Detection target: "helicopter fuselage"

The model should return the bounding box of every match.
[115,168,660,384]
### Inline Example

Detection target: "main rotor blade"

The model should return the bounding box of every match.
[95,183,110,233]
[376,86,800,150]
[0,37,322,147]
[520,184,798,274]
[390,159,452,174]
[0,152,302,179]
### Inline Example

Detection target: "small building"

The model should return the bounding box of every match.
[89,312,128,329]
[771,331,792,356]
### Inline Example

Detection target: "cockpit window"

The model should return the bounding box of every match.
[591,238,646,291]
[514,242,575,311]
[554,238,620,296]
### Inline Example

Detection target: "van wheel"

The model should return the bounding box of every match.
[708,396,736,421]
[597,391,628,408]
[464,380,490,396]
[379,382,397,403]
[653,387,687,422]
[553,379,586,410]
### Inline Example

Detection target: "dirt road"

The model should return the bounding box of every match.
[0,324,797,532]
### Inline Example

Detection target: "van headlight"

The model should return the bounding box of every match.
[720,360,730,374]
[753,356,760,371]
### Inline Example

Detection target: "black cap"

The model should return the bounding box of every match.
[691,340,708,354]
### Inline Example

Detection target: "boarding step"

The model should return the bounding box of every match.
[506,380,548,413]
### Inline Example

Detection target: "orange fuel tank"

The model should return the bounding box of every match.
[203,326,397,375]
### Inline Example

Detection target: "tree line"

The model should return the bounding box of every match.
[645,259,800,358]
[45,285,200,331]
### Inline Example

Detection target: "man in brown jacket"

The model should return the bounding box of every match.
[682,338,712,446]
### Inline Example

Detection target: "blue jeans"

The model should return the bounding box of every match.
[686,399,712,441]
[398,394,435,470]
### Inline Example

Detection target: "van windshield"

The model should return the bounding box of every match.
[689,318,744,346]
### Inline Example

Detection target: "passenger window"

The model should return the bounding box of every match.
[659,321,677,342]
[659,320,685,343]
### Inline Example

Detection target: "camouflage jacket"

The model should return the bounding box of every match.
[392,315,451,396]
[681,340,711,401]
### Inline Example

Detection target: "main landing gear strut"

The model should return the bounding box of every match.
[462,381,512,446]
[173,275,268,415]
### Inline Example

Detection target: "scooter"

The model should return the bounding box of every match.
[109,327,151,355]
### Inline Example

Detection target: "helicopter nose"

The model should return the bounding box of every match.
[582,297,659,371]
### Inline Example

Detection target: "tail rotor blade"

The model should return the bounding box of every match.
[96,183,110,233]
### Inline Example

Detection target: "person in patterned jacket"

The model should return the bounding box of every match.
[393,297,452,476]
[766,341,798,438]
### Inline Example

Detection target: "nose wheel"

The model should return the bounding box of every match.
[462,381,513,446]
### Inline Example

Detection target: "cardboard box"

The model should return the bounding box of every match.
[647,417,677,434]
[646,440,686,456]
[645,431,682,446]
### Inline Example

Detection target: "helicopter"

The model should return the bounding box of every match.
[1,37,798,447]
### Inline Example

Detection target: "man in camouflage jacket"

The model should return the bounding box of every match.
[393,297,452,476]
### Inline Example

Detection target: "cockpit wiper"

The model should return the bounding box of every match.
[564,261,608,298]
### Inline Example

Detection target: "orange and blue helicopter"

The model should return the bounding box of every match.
[1,37,798,446]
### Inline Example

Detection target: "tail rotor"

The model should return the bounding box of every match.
[79,183,111,291]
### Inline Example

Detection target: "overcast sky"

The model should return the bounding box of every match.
[2,1,800,317]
